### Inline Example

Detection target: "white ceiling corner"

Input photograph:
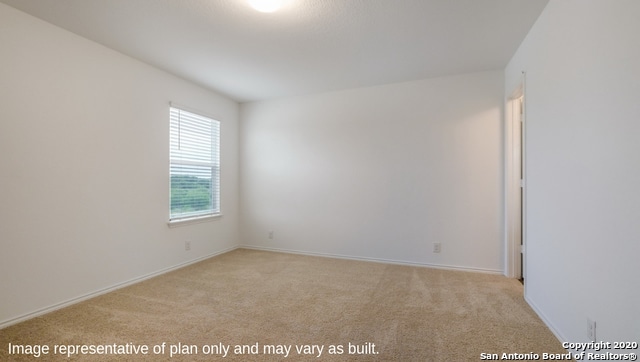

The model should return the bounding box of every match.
[0,0,549,102]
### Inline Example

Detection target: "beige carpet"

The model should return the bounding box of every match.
[1,249,570,361]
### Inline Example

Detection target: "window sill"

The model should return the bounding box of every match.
[168,213,222,228]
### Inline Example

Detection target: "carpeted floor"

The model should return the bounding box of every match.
[0,249,570,361]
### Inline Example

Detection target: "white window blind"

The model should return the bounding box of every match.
[169,106,220,221]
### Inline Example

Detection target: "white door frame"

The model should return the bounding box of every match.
[505,75,526,280]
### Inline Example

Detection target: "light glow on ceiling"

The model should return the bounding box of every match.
[248,0,285,13]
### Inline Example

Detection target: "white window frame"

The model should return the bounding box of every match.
[168,105,221,225]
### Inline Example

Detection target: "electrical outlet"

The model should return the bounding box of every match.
[185,241,191,251]
[587,318,596,341]
[433,242,441,253]
[268,231,274,240]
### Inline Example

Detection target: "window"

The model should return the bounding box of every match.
[169,106,220,221]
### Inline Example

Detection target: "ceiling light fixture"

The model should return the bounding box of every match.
[248,0,284,13]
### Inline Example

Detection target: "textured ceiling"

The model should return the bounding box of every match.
[0,0,548,102]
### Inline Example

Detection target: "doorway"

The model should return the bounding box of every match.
[505,84,525,282]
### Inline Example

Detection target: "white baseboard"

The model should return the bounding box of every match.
[524,294,571,347]
[0,246,239,329]
[240,245,503,274]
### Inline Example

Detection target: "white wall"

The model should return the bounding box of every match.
[241,71,504,272]
[506,0,640,342]
[0,3,240,326]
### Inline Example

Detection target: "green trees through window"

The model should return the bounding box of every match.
[170,175,212,214]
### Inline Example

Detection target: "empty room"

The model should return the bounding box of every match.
[1,0,638,360]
